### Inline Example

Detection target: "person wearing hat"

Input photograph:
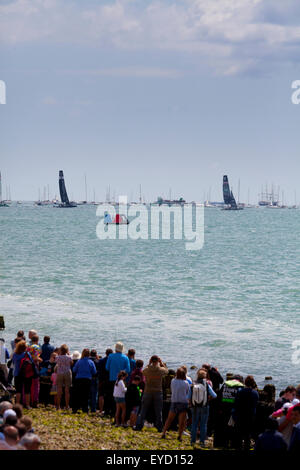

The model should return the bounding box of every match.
[105,343,130,417]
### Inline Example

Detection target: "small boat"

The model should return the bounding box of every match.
[104,213,129,224]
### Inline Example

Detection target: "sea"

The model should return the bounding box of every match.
[1,203,299,390]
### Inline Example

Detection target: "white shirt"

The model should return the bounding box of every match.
[113,380,127,398]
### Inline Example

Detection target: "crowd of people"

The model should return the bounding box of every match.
[0,329,300,452]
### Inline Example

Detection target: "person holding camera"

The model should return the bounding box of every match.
[134,355,168,432]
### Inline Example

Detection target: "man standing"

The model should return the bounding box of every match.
[40,336,55,367]
[97,348,113,415]
[105,342,130,416]
[135,355,168,432]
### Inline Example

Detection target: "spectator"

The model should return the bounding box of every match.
[2,409,18,427]
[12,404,23,420]
[162,367,190,441]
[40,336,55,366]
[0,338,10,384]
[0,402,13,425]
[129,359,145,391]
[56,344,73,410]
[19,433,41,450]
[106,343,130,416]
[10,331,25,352]
[1,425,20,450]
[27,335,42,407]
[97,348,113,416]
[135,355,168,432]
[72,349,97,413]
[274,386,296,411]
[89,349,99,413]
[20,416,34,434]
[190,368,217,447]
[12,340,34,409]
[28,330,38,346]
[255,418,287,452]
[233,375,259,450]
[289,404,300,453]
[113,370,128,426]
[127,349,136,377]
[126,375,143,427]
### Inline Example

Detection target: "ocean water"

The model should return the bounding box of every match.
[1,204,299,389]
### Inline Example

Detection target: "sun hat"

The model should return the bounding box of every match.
[3,409,17,422]
[72,351,81,360]
[115,342,124,353]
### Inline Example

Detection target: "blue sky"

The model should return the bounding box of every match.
[1,0,300,203]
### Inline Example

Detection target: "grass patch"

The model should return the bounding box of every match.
[25,406,213,451]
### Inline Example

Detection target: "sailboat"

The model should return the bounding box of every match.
[222,175,243,211]
[0,172,9,207]
[56,171,77,207]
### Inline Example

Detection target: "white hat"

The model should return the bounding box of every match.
[292,398,300,405]
[72,351,81,360]
[115,342,124,353]
[3,409,17,422]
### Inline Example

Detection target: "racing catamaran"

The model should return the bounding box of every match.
[57,171,77,207]
[222,175,243,210]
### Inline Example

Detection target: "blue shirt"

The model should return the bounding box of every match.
[129,358,136,373]
[105,352,130,381]
[12,352,33,377]
[73,357,97,379]
[255,430,287,452]
[40,343,55,363]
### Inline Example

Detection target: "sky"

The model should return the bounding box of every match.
[1,0,300,203]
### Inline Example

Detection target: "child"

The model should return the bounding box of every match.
[125,375,142,427]
[50,365,58,407]
[113,371,127,427]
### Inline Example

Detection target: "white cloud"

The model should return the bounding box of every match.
[1,0,300,75]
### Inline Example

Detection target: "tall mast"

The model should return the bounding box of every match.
[0,172,2,202]
[85,174,87,202]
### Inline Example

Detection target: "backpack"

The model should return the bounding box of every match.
[19,352,37,379]
[192,380,208,407]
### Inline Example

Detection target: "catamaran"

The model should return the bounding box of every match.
[222,175,243,210]
[56,171,77,207]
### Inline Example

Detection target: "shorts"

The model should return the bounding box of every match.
[170,402,188,414]
[56,371,72,388]
[14,375,32,394]
[114,397,125,404]
[98,380,108,397]
[50,385,57,395]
